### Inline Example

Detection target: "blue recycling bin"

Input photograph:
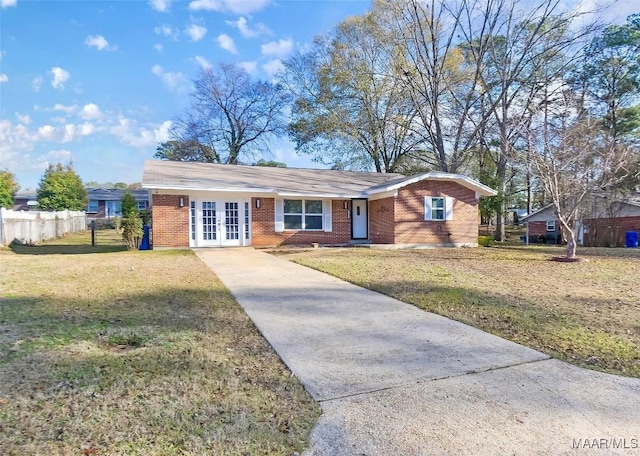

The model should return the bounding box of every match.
[625,231,639,248]
[139,225,151,250]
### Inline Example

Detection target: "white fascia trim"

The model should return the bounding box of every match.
[365,172,498,197]
[275,192,364,199]
[365,174,429,195]
[142,184,278,194]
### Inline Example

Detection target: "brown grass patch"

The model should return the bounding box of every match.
[0,230,319,455]
[284,245,640,377]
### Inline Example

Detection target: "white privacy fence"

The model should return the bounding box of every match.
[0,209,87,246]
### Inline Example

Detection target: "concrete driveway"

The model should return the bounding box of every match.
[196,248,640,455]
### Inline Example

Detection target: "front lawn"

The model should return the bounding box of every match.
[0,231,319,455]
[282,246,640,378]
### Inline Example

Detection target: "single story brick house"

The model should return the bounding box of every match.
[141,160,496,249]
[521,200,640,247]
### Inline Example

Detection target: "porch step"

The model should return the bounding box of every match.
[348,239,372,245]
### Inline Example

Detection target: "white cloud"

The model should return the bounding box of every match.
[189,0,269,14]
[261,38,293,58]
[50,67,70,90]
[217,34,238,54]
[16,113,31,124]
[194,55,212,70]
[1,0,17,8]
[155,24,178,40]
[36,125,58,142]
[186,23,207,42]
[263,59,284,77]
[80,103,102,120]
[154,43,164,53]
[85,35,114,51]
[151,64,187,92]
[149,0,171,12]
[226,16,271,38]
[238,61,257,74]
[62,123,95,142]
[53,103,79,114]
[32,76,43,92]
[110,116,172,147]
[0,73,8,83]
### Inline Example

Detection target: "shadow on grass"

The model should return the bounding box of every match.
[0,286,319,455]
[499,244,640,259]
[9,243,128,255]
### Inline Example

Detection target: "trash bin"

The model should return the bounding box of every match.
[139,225,151,250]
[625,231,638,248]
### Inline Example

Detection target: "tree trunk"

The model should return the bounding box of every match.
[565,229,577,259]
[495,162,507,242]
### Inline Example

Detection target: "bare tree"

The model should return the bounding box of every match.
[528,82,636,258]
[160,63,291,165]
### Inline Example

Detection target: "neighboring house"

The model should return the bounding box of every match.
[521,200,640,247]
[12,191,38,211]
[520,205,565,245]
[86,188,150,220]
[141,160,496,249]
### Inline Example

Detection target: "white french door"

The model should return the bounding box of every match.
[193,199,248,247]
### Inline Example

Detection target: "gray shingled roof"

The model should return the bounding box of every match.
[142,160,406,197]
[141,160,497,197]
[86,188,149,201]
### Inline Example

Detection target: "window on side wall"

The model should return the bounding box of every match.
[137,201,147,210]
[87,200,98,214]
[284,199,323,230]
[546,220,556,232]
[424,196,450,221]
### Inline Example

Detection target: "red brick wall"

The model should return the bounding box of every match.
[584,216,640,247]
[393,181,478,245]
[251,198,352,247]
[528,221,557,237]
[151,194,190,248]
[369,197,395,244]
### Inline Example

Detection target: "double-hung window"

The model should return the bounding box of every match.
[546,220,556,232]
[424,196,453,221]
[137,201,148,210]
[284,199,323,230]
[430,197,445,221]
[87,200,99,214]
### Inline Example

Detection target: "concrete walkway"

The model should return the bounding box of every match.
[196,248,640,456]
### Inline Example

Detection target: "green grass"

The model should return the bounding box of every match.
[0,230,320,455]
[283,246,640,378]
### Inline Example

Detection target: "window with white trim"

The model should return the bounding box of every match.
[546,220,556,232]
[137,201,148,210]
[424,196,453,221]
[430,197,445,220]
[87,200,98,214]
[284,199,323,230]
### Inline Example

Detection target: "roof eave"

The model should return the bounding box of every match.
[365,172,497,197]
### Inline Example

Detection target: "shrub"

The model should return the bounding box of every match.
[478,235,495,247]
[121,216,143,249]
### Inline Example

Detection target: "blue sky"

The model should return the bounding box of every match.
[0,0,371,190]
[0,0,636,191]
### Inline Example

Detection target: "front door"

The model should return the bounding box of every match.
[197,200,244,247]
[351,199,368,239]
